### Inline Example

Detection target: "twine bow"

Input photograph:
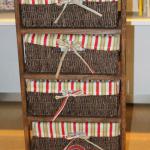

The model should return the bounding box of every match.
[52,90,84,121]
[56,39,95,79]
[64,133,104,150]
[54,0,102,24]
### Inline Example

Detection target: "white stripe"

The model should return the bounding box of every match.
[36,80,39,92]
[104,35,109,51]
[47,122,50,138]
[91,35,96,50]
[43,81,46,93]
[48,81,51,93]
[59,122,63,138]
[31,80,34,92]
[95,123,98,137]
[40,122,44,138]
[64,122,68,137]
[52,122,56,138]
[107,123,110,137]
[100,123,103,137]
[36,123,39,137]
[88,123,91,137]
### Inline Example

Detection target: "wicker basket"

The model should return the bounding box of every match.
[24,33,120,75]
[26,80,120,118]
[20,0,119,28]
[31,122,121,150]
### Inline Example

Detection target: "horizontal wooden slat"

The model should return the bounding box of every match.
[21,28,121,35]
[27,116,121,123]
[23,73,122,80]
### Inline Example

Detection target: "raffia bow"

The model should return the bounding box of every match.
[52,90,84,121]
[54,0,102,24]
[56,39,95,79]
[64,133,104,150]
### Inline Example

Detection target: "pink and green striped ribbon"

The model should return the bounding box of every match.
[26,80,120,96]
[24,33,120,51]
[20,0,118,5]
[32,122,120,138]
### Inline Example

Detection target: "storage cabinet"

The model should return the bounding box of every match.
[15,0,126,149]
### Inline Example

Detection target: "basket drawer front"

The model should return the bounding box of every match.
[20,1,118,28]
[26,80,120,118]
[24,33,120,75]
[31,122,121,150]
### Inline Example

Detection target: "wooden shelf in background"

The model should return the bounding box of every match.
[0,12,15,25]
[23,73,122,80]
[127,12,150,25]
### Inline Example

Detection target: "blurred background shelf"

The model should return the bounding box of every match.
[0,12,15,25]
[127,12,150,25]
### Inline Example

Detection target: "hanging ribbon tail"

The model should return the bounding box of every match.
[82,138,104,150]
[73,48,95,74]
[55,48,68,79]
[54,2,68,24]
[52,96,69,121]
[76,3,102,17]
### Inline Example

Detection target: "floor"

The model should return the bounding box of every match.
[0,102,150,150]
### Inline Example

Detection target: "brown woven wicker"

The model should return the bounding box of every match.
[26,92,120,117]
[20,2,118,28]
[31,136,120,150]
[25,43,120,75]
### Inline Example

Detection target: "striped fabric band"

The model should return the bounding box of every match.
[24,33,120,51]
[26,80,120,96]
[32,122,120,138]
[20,0,118,5]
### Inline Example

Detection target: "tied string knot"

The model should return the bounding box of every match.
[64,133,104,150]
[52,90,84,121]
[56,39,95,79]
[54,0,102,24]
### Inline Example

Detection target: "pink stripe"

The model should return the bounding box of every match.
[34,81,36,92]
[94,35,99,50]
[32,0,35,5]
[85,122,88,136]
[96,81,99,96]
[58,81,62,93]
[44,34,48,46]
[46,80,49,93]
[71,81,74,91]
[31,34,35,44]
[109,81,112,95]
[110,122,113,137]
[56,34,61,48]
[98,123,100,137]
[83,81,86,94]
[69,34,73,41]
[81,35,85,48]
[38,122,41,137]
[61,122,65,138]
[73,122,76,134]
[108,36,112,51]
[45,0,48,4]
[50,122,53,138]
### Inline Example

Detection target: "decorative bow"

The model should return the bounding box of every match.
[56,39,95,79]
[54,0,102,24]
[64,132,104,150]
[52,90,84,121]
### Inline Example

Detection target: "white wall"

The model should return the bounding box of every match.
[133,26,150,103]
[0,26,20,93]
